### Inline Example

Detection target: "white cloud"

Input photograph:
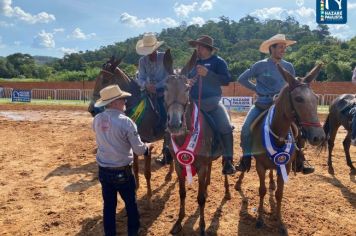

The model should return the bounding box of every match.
[68,28,96,40]
[120,12,178,27]
[348,2,356,9]
[251,7,316,28]
[0,0,55,24]
[174,2,198,17]
[328,24,353,40]
[14,41,21,46]
[199,0,216,12]
[59,47,78,55]
[189,17,205,26]
[32,30,55,48]
[295,0,304,7]
[53,28,65,33]
[0,20,13,27]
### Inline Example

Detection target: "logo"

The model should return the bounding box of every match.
[316,0,347,24]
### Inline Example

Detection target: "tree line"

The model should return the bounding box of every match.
[0,16,355,82]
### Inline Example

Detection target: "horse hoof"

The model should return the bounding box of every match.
[165,173,172,182]
[256,219,264,228]
[224,192,231,200]
[328,167,335,175]
[170,223,182,234]
[350,169,356,175]
[279,225,288,236]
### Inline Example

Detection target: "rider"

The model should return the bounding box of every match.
[187,35,236,175]
[235,34,315,174]
[135,32,171,165]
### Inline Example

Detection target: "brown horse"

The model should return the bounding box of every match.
[88,56,174,205]
[163,51,231,235]
[321,94,356,175]
[236,64,325,235]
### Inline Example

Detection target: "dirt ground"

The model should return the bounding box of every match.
[0,104,355,236]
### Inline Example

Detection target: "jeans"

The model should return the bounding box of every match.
[98,166,140,236]
[208,102,233,134]
[240,105,265,158]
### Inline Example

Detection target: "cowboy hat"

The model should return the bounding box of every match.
[188,35,219,51]
[136,33,164,56]
[94,84,131,108]
[259,34,296,54]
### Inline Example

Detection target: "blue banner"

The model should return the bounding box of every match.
[316,0,347,24]
[11,90,31,102]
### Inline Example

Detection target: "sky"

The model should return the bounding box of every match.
[0,0,355,58]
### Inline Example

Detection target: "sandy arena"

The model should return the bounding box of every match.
[0,104,355,236]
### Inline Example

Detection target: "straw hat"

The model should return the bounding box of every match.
[188,35,218,51]
[136,33,164,56]
[259,34,296,54]
[94,84,131,107]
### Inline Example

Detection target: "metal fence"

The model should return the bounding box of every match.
[1,88,94,101]
[0,87,345,106]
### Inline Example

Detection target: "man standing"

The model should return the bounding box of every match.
[235,34,314,174]
[136,32,171,165]
[187,35,236,175]
[93,84,150,236]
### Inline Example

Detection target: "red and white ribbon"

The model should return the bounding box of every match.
[171,103,202,184]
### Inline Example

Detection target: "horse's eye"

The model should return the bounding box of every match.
[294,96,304,103]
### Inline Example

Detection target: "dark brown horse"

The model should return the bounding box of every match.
[236,64,325,235]
[163,51,231,235]
[321,94,356,175]
[88,56,173,205]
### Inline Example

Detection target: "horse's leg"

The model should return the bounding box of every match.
[170,165,186,234]
[235,171,245,191]
[198,165,208,236]
[269,169,276,190]
[205,162,212,198]
[256,162,267,229]
[144,151,152,207]
[327,126,338,175]
[165,159,174,181]
[275,170,287,235]
[133,154,139,190]
[343,132,356,175]
[224,174,231,200]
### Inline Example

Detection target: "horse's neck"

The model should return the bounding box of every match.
[270,89,293,143]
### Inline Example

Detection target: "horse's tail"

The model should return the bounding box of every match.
[318,114,330,152]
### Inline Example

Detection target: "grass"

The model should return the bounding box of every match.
[0,78,46,82]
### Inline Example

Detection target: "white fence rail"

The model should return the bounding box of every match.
[0,87,348,106]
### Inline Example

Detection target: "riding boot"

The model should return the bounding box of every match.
[221,133,236,175]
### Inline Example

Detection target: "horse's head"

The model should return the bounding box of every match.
[88,56,140,116]
[163,49,197,135]
[277,63,325,145]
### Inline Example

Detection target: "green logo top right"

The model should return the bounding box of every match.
[316,0,347,24]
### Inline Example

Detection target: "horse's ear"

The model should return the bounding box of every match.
[277,63,296,86]
[181,49,197,76]
[303,64,322,84]
[163,48,174,75]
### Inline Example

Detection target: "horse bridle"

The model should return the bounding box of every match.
[288,83,322,131]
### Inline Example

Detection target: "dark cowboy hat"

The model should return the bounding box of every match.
[188,35,218,51]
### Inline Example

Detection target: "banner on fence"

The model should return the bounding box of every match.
[221,96,253,112]
[11,89,31,102]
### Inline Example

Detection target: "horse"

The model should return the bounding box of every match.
[163,50,231,235]
[321,94,356,175]
[235,63,325,235]
[88,56,174,205]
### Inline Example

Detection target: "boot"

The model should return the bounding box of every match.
[235,156,251,172]
[302,160,315,174]
[221,133,236,175]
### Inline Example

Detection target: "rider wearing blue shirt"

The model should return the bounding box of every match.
[188,35,236,175]
[235,34,314,173]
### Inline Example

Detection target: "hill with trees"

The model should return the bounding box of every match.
[0,16,355,82]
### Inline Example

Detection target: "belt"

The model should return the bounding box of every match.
[100,164,132,171]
